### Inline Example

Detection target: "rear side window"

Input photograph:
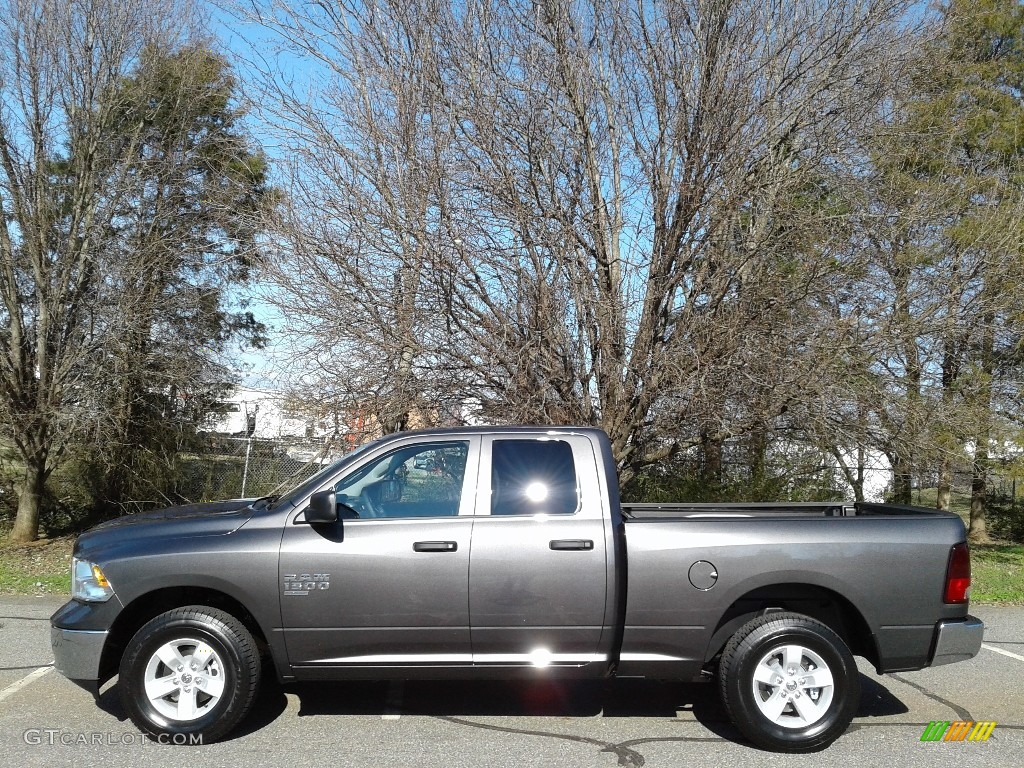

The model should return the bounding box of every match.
[491,439,578,516]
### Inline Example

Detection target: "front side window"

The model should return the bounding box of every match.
[491,439,579,516]
[332,441,469,519]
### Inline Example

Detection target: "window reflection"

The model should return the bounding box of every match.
[491,440,578,516]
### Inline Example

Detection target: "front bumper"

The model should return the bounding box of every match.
[50,625,108,694]
[50,599,120,696]
[930,615,984,666]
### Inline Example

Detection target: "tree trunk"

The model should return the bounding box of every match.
[968,311,995,544]
[937,457,952,511]
[891,453,912,505]
[968,446,991,544]
[701,430,724,490]
[852,445,866,502]
[102,376,139,512]
[749,424,768,492]
[937,338,959,512]
[9,460,46,543]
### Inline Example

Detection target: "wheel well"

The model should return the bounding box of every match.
[100,588,272,682]
[704,584,877,670]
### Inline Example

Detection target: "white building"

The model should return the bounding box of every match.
[202,387,311,440]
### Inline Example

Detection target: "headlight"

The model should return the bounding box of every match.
[72,557,114,602]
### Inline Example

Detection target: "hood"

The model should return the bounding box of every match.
[89,499,257,530]
[75,499,257,559]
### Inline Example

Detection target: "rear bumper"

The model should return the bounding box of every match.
[930,615,984,667]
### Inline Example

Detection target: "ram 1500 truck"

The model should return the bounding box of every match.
[50,426,984,752]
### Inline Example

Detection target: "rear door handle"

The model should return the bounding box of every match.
[549,539,594,551]
[413,541,458,552]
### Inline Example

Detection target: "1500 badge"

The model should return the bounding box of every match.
[283,573,330,596]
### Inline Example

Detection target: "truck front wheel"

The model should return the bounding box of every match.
[118,606,261,743]
[718,612,860,752]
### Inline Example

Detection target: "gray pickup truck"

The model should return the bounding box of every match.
[50,426,983,752]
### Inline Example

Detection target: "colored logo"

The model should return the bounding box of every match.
[920,721,997,742]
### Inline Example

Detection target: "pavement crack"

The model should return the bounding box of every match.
[615,736,730,747]
[435,715,646,767]
[0,664,54,671]
[890,674,973,721]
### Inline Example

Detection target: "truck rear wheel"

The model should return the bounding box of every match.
[118,606,261,743]
[718,612,860,752]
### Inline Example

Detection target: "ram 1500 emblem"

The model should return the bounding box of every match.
[282,573,330,596]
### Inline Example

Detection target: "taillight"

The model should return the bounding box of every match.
[944,543,971,604]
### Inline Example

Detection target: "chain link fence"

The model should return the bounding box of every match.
[174,436,347,503]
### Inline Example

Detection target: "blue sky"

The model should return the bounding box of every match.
[209,4,304,391]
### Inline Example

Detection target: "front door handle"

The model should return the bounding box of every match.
[549,539,594,551]
[413,541,458,552]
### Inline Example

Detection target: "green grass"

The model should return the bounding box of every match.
[0,535,73,596]
[0,563,69,594]
[971,544,1024,604]
[905,488,1024,603]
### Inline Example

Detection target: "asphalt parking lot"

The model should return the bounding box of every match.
[1,598,1021,767]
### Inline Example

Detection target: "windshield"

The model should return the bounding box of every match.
[268,437,386,509]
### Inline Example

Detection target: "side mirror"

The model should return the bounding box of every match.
[306,490,339,523]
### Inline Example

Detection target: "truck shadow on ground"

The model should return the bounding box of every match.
[228,670,909,743]
[95,670,907,744]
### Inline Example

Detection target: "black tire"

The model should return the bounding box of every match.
[118,606,261,743]
[718,612,860,752]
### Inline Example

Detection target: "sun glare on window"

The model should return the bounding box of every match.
[524,482,549,502]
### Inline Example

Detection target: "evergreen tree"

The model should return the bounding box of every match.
[83,44,269,516]
[864,0,1024,536]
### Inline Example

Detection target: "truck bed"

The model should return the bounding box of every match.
[616,500,969,680]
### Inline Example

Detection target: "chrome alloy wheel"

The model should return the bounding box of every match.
[750,644,834,728]
[143,638,226,722]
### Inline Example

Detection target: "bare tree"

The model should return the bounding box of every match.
[241,0,457,434]
[236,0,921,482]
